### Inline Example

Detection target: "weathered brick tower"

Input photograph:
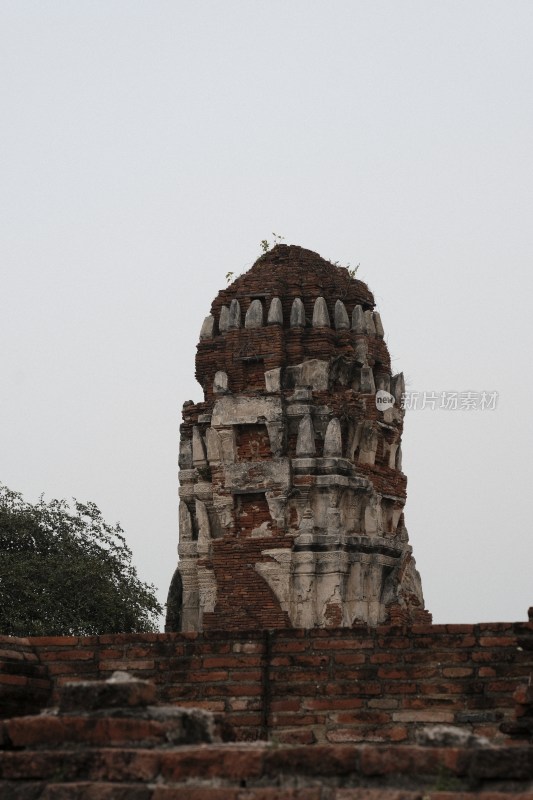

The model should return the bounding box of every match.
[166,245,430,632]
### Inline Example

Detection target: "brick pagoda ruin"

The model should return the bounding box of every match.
[166,244,431,632]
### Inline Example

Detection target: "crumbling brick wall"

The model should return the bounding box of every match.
[3,670,533,798]
[3,619,532,745]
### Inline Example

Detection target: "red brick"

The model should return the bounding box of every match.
[445,624,474,633]
[0,648,24,660]
[98,649,124,659]
[333,653,367,665]
[377,638,411,649]
[230,669,262,681]
[159,745,266,780]
[478,666,497,677]
[0,673,28,686]
[405,650,468,664]
[271,641,308,653]
[153,790,320,800]
[29,636,79,646]
[326,726,408,743]
[176,699,225,712]
[411,624,435,634]
[419,682,466,695]
[227,698,246,711]
[303,698,364,711]
[223,683,262,696]
[99,660,155,672]
[127,647,156,658]
[368,699,400,710]
[382,682,417,695]
[226,713,262,726]
[263,744,358,776]
[77,636,100,647]
[270,669,327,683]
[377,668,410,679]
[431,795,533,800]
[6,716,171,748]
[333,710,391,725]
[313,639,374,650]
[360,745,467,776]
[291,654,329,666]
[401,696,460,711]
[32,781,151,798]
[369,652,399,664]
[270,713,322,727]
[487,680,521,692]
[202,655,260,669]
[393,710,455,723]
[477,622,514,632]
[39,649,94,662]
[0,749,160,781]
[335,791,423,799]
[478,636,516,647]
[442,667,474,677]
[0,635,31,646]
[472,650,500,663]
[269,699,301,712]
[185,670,229,682]
[275,728,316,744]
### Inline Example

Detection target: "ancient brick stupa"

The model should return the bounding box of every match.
[166,245,430,632]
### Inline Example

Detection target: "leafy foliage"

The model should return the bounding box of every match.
[260,232,285,253]
[0,484,163,636]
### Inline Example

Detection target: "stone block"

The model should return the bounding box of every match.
[264,368,281,393]
[224,459,291,492]
[213,371,229,394]
[219,305,229,332]
[58,672,156,712]
[334,299,350,330]
[290,298,305,327]
[296,415,316,457]
[228,299,241,329]
[199,315,215,340]
[352,305,365,333]
[212,396,283,426]
[267,296,283,325]
[312,296,330,327]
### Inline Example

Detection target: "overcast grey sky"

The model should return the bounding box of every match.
[1,1,532,626]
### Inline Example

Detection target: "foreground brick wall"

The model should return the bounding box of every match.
[2,670,533,798]
[2,620,532,744]
[3,742,533,798]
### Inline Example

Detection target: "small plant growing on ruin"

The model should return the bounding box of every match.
[328,258,359,277]
[260,232,285,253]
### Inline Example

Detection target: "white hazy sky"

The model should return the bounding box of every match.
[1,1,532,627]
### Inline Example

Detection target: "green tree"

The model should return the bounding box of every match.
[0,483,162,636]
